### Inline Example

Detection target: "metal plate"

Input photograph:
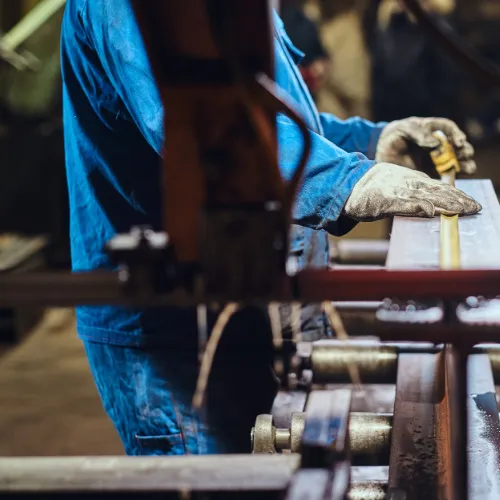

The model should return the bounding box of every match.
[467,354,500,499]
[386,179,500,270]
[388,352,452,499]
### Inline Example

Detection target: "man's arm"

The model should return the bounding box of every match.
[82,0,164,154]
[81,0,376,235]
[319,113,387,160]
[278,114,374,234]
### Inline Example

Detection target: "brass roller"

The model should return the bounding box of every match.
[252,412,393,464]
[301,341,500,385]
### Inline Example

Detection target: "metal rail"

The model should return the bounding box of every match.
[0,455,388,498]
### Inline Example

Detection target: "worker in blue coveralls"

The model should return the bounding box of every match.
[61,0,480,455]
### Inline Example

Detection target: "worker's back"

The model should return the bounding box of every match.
[61,0,333,346]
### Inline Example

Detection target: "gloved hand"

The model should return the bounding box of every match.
[344,163,482,222]
[376,117,476,174]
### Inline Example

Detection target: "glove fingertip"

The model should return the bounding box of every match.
[459,160,477,174]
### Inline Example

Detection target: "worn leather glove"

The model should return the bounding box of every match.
[344,163,482,222]
[376,117,476,174]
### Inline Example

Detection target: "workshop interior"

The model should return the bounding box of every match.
[4,0,500,498]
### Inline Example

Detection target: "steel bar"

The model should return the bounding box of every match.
[0,455,299,492]
[3,267,500,307]
[467,354,500,499]
[299,341,500,385]
[331,240,389,266]
[441,345,466,500]
[386,179,500,270]
[0,454,387,499]
[296,268,500,303]
[388,352,446,499]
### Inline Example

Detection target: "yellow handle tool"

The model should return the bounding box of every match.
[430,130,461,270]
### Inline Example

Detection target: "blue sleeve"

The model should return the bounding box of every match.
[278,114,375,233]
[82,0,164,154]
[82,0,374,235]
[319,113,387,160]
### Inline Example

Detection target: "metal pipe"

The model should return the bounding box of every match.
[310,343,398,385]
[301,341,500,385]
[331,240,389,266]
[271,412,392,464]
[0,455,387,496]
[3,268,500,307]
[305,341,439,385]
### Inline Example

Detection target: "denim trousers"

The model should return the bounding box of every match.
[83,306,281,455]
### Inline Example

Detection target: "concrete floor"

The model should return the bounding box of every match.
[0,309,123,456]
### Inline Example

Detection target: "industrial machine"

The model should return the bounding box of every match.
[2,1,500,499]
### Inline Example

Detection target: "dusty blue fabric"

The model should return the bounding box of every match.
[83,305,279,455]
[61,0,386,346]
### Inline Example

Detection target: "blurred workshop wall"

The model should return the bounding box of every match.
[0,0,63,116]
[305,0,372,120]
[0,0,68,267]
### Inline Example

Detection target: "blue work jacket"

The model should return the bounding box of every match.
[61,0,386,347]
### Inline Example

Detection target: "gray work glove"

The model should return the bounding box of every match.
[376,117,476,174]
[344,163,482,222]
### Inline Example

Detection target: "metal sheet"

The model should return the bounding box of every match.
[0,455,299,492]
[386,179,500,270]
[468,354,500,499]
[388,353,445,499]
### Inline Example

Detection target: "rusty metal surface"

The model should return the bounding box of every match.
[388,352,445,499]
[441,345,467,500]
[467,354,500,499]
[296,268,500,303]
[4,267,500,308]
[386,179,500,270]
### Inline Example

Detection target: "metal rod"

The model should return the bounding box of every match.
[272,412,393,464]
[303,341,500,385]
[0,454,388,498]
[440,169,461,270]
[3,268,500,307]
[1,0,66,52]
